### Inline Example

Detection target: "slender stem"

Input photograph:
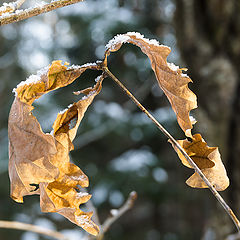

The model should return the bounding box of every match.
[0,0,84,26]
[97,191,137,240]
[102,66,240,232]
[0,220,68,240]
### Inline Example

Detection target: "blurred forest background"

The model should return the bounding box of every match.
[0,0,240,239]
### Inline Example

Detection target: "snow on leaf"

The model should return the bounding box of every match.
[0,2,16,16]
[105,32,197,136]
[8,60,103,235]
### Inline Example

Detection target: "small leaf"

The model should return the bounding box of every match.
[186,147,229,191]
[105,32,197,136]
[174,134,229,191]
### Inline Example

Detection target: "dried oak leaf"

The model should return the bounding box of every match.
[175,134,229,191]
[105,32,197,136]
[8,60,101,235]
[40,79,103,236]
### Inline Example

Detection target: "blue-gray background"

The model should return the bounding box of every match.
[0,0,240,239]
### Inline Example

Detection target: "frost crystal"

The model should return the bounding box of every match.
[105,34,130,50]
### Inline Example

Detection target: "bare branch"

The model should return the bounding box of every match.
[0,0,84,26]
[0,220,68,240]
[102,66,240,233]
[97,191,137,240]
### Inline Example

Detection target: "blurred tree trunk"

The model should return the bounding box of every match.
[174,0,240,238]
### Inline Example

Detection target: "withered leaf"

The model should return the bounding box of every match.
[186,147,229,191]
[8,60,102,235]
[105,32,197,136]
[175,134,229,191]
[39,78,103,235]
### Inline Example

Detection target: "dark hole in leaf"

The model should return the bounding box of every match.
[29,183,39,192]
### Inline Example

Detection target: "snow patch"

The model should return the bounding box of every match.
[181,73,189,78]
[127,32,161,47]
[13,66,49,96]
[81,90,96,100]
[58,103,73,115]
[190,115,197,125]
[106,32,171,51]
[76,192,89,199]
[95,75,102,83]
[76,215,93,228]
[105,34,130,50]
[0,2,16,13]
[110,209,118,216]
[167,62,179,71]
[67,62,97,70]
[71,175,87,182]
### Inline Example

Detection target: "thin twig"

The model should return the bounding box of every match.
[102,66,240,232]
[97,191,137,240]
[0,220,68,240]
[0,0,84,26]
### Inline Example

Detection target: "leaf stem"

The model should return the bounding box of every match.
[0,220,68,240]
[102,66,240,233]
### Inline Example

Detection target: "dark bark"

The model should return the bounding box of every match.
[174,0,240,238]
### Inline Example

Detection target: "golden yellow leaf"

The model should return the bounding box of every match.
[15,60,99,105]
[105,32,197,136]
[174,134,229,191]
[8,61,103,235]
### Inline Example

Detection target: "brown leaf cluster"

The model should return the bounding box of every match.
[8,60,102,235]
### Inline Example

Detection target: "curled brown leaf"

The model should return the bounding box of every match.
[105,32,197,136]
